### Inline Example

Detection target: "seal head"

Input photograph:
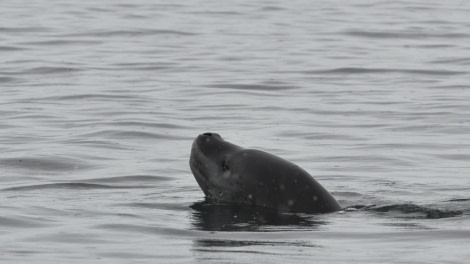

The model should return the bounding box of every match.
[189,133,341,214]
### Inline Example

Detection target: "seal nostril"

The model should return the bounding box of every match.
[203,133,213,137]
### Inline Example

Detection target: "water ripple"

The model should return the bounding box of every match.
[83,175,173,183]
[118,202,189,211]
[20,40,102,46]
[59,29,197,38]
[0,26,50,33]
[0,76,19,83]
[0,157,94,172]
[4,66,82,75]
[0,46,25,51]
[80,130,184,140]
[343,30,470,39]
[362,204,464,219]
[207,83,298,91]
[35,93,145,102]
[430,57,470,65]
[3,182,152,191]
[0,215,51,228]
[305,67,466,75]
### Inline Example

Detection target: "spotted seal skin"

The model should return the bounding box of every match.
[189,133,342,214]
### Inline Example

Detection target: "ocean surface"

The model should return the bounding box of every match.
[1,0,470,263]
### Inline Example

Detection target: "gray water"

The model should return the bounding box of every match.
[1,0,470,263]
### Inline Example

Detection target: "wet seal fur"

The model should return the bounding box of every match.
[189,133,341,214]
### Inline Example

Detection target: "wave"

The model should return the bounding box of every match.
[2,66,82,75]
[0,46,25,51]
[0,157,94,172]
[59,29,196,38]
[2,175,167,191]
[3,182,152,191]
[118,202,188,211]
[430,57,470,65]
[0,216,50,228]
[20,40,101,46]
[207,83,298,91]
[83,175,173,183]
[448,198,470,202]
[79,130,185,140]
[38,93,138,101]
[0,76,19,83]
[349,203,463,219]
[0,26,50,33]
[305,67,466,76]
[343,30,470,40]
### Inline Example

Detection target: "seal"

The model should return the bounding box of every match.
[189,133,342,214]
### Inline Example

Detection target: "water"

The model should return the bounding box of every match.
[1,0,470,263]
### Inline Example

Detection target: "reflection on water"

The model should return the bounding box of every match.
[190,199,325,262]
[190,199,327,232]
[193,238,319,258]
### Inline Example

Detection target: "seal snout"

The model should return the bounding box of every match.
[201,132,221,138]
[198,132,223,144]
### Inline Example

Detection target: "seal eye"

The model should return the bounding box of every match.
[222,161,230,171]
